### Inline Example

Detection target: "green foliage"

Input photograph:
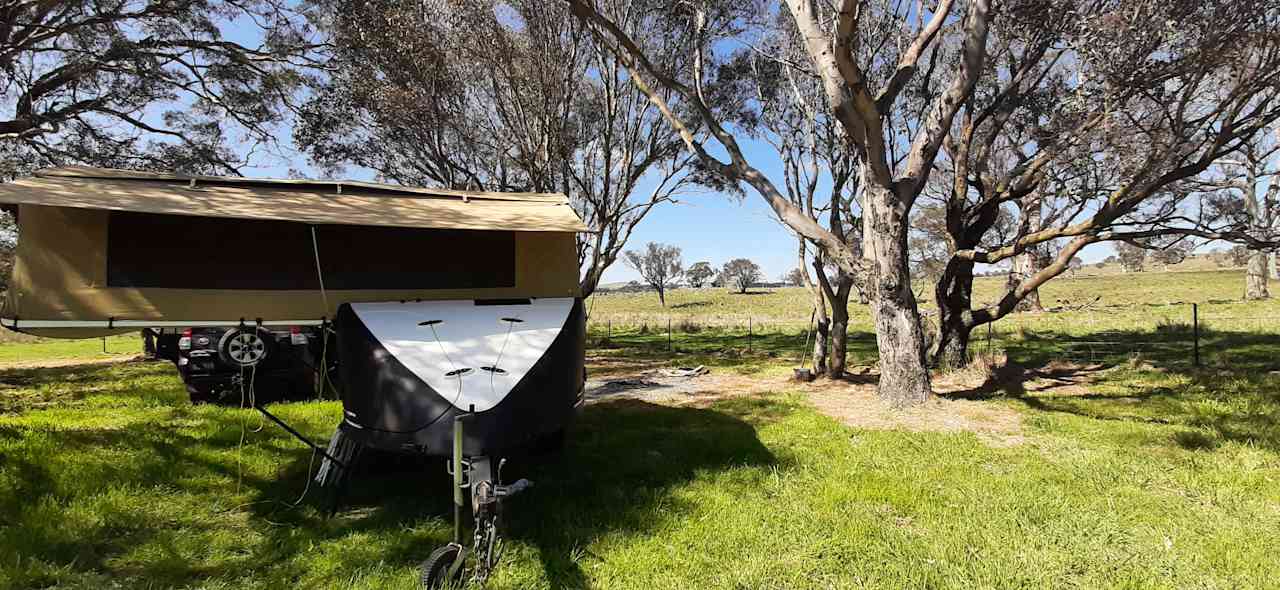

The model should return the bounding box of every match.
[0,1,324,176]
[685,262,715,288]
[1116,241,1148,272]
[719,258,762,293]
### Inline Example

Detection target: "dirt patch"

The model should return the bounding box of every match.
[802,378,1026,447]
[0,354,143,371]
[585,366,777,406]
[583,353,666,379]
[583,358,1060,447]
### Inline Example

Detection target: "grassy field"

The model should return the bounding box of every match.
[589,269,1280,368]
[0,333,139,365]
[1,268,1279,588]
[589,268,1278,329]
[2,361,1278,589]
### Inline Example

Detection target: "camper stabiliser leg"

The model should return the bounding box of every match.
[420,409,532,589]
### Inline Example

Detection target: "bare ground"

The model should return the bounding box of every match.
[0,354,142,371]
[585,358,1112,447]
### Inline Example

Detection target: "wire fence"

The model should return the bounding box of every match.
[975,303,1280,368]
[587,302,1280,369]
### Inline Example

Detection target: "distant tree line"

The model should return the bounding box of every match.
[619,242,767,305]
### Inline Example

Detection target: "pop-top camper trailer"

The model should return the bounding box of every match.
[0,166,588,587]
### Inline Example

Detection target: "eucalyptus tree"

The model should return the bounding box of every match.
[624,242,683,306]
[686,261,716,288]
[923,0,1280,367]
[721,258,762,294]
[567,0,966,404]
[783,267,807,286]
[1197,130,1280,299]
[724,13,864,377]
[1115,242,1147,273]
[298,0,700,297]
[0,0,324,176]
[569,0,1280,403]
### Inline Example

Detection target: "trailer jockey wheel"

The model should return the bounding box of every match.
[419,543,465,589]
[471,481,502,584]
[420,411,533,588]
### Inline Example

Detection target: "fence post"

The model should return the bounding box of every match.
[748,317,753,352]
[607,319,612,341]
[102,337,107,354]
[1192,303,1200,367]
[987,322,993,361]
[668,317,672,352]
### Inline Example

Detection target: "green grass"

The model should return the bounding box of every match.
[589,269,1280,333]
[2,355,1279,588]
[0,334,140,365]
[589,269,1280,370]
[2,267,1280,588]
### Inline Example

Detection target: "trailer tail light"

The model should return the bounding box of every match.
[178,327,193,351]
[290,326,307,345]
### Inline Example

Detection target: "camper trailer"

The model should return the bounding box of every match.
[0,166,588,586]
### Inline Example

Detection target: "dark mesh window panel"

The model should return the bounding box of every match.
[106,212,515,290]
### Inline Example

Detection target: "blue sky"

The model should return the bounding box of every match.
[216,17,1135,287]
[244,137,809,285]
[215,13,807,284]
[243,130,1125,286]
[243,132,1129,286]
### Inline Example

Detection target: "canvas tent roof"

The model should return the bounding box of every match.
[0,166,587,233]
[0,167,584,338]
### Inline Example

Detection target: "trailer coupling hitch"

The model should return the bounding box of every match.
[498,478,532,498]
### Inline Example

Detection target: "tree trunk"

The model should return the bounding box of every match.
[828,304,848,377]
[657,286,666,306]
[1246,251,1270,299]
[865,186,932,406]
[808,273,830,376]
[812,255,854,380]
[934,257,976,369]
[1008,193,1044,312]
[810,289,829,377]
[798,239,829,375]
[578,245,610,298]
[1007,250,1044,312]
[1270,251,1279,280]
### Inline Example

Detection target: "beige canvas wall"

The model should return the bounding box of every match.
[3,205,579,337]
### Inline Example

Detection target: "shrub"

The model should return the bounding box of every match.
[678,319,702,333]
[1154,317,1209,337]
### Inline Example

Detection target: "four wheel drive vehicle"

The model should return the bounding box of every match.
[160,325,334,405]
[144,328,180,363]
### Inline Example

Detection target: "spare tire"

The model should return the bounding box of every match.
[218,327,275,367]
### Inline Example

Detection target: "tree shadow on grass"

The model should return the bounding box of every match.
[505,398,779,587]
[668,300,711,309]
[0,366,779,589]
[0,359,184,413]
[949,327,1280,452]
[307,397,782,588]
[998,326,1280,373]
